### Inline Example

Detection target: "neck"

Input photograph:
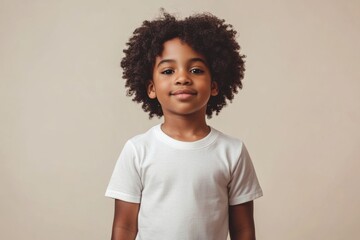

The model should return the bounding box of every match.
[161,112,210,142]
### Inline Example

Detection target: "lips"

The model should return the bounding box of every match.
[170,89,197,95]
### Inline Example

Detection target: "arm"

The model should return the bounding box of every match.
[111,199,140,240]
[229,201,256,240]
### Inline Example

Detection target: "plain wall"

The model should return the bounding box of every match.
[1,0,359,239]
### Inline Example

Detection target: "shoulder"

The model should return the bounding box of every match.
[117,125,160,165]
[123,124,161,155]
[210,126,245,149]
[209,126,250,165]
[127,124,158,144]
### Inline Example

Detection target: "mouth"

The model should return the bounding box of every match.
[170,89,197,96]
[170,89,197,100]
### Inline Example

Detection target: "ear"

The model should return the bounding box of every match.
[210,81,219,96]
[147,80,157,99]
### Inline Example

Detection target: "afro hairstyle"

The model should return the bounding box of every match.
[121,11,246,118]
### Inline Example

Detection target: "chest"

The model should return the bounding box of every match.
[139,147,231,198]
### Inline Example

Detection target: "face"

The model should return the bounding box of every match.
[148,38,218,118]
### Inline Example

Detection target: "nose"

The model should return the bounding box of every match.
[175,70,192,85]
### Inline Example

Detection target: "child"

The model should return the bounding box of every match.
[105,11,263,240]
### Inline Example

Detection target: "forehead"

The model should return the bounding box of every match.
[156,38,205,61]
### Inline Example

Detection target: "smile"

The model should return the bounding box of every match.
[170,89,197,100]
[170,89,197,95]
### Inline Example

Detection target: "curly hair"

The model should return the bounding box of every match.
[121,11,246,118]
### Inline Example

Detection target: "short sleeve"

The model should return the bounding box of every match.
[228,142,263,205]
[105,140,142,203]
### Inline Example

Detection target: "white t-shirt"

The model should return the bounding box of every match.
[105,124,263,240]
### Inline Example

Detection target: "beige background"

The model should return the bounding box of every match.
[1,0,359,239]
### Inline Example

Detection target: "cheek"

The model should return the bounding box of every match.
[154,82,171,99]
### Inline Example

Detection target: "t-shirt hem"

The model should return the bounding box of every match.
[229,190,263,206]
[105,189,141,203]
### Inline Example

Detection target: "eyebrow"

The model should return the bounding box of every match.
[156,58,207,68]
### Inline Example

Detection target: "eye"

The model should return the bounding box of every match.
[161,69,174,75]
[190,68,204,74]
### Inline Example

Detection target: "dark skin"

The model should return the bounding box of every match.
[111,39,256,240]
[111,200,255,240]
[111,200,140,240]
[229,201,256,240]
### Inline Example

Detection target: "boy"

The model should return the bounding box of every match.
[105,11,263,240]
